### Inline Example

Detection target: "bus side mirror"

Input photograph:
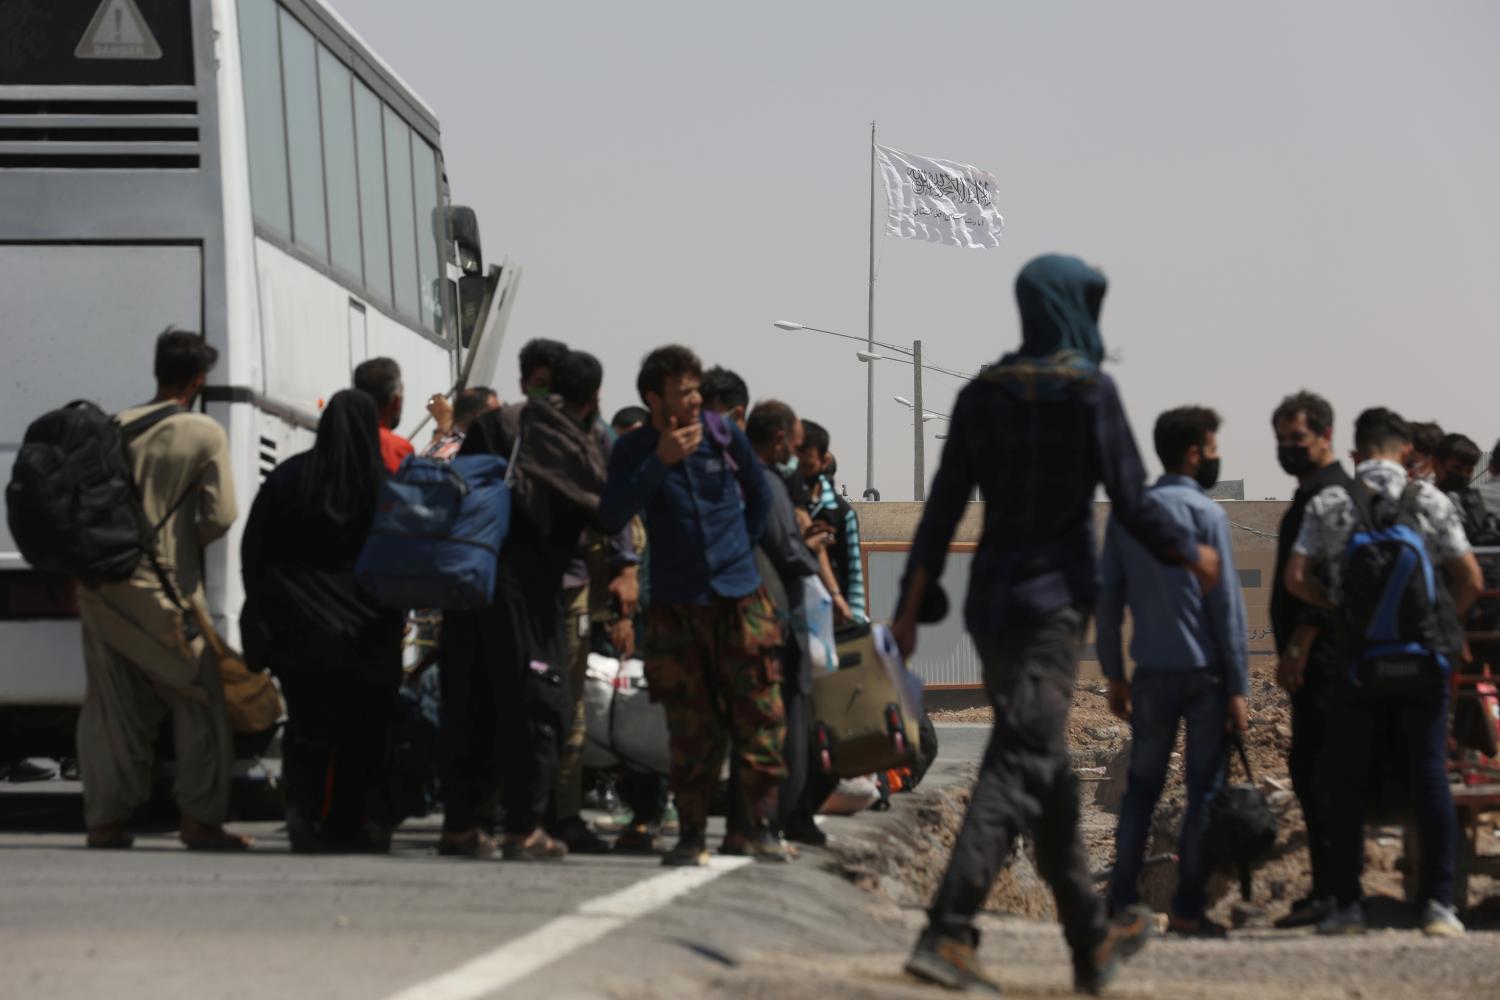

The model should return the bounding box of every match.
[449,206,482,275]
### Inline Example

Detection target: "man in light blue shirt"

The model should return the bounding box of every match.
[1098,406,1249,937]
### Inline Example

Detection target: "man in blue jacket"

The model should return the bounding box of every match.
[1098,406,1249,939]
[600,345,788,866]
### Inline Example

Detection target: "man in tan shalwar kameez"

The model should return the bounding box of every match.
[77,329,250,851]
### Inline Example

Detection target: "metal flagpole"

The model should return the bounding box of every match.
[866,121,877,501]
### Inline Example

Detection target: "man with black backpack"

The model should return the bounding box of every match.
[1285,407,1482,937]
[73,331,245,850]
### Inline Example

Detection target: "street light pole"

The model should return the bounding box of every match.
[866,120,878,502]
[913,339,925,501]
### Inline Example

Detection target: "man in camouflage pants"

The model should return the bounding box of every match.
[601,345,789,865]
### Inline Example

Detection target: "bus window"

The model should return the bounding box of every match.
[319,47,362,283]
[238,0,290,236]
[384,107,420,319]
[354,80,392,303]
[413,142,444,335]
[280,10,328,261]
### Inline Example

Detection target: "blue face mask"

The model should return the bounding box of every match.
[776,454,799,477]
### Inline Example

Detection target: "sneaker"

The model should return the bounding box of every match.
[1076,904,1154,995]
[905,935,1002,995]
[551,816,611,855]
[612,826,659,855]
[784,817,828,847]
[1421,900,1465,938]
[1316,901,1367,936]
[437,828,499,860]
[592,808,637,834]
[745,823,792,863]
[2,758,57,783]
[1273,895,1332,930]
[662,829,710,867]
[1167,915,1229,939]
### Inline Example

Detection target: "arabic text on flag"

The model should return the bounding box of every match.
[876,144,1004,249]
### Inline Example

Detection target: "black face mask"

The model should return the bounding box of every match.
[1439,474,1469,494]
[1194,458,1221,490]
[1278,445,1316,477]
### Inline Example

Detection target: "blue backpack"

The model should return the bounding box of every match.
[355,454,511,610]
[1340,481,1462,692]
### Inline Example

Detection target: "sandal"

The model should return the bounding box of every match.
[502,831,568,861]
[180,829,254,852]
[86,826,134,850]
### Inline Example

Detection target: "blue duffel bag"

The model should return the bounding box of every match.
[355,454,511,610]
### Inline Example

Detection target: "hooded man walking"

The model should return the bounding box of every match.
[893,255,1222,995]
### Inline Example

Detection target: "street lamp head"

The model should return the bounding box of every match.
[893,395,914,408]
[772,320,803,331]
[857,351,885,363]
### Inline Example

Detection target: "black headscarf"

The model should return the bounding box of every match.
[297,388,384,532]
[985,254,1107,401]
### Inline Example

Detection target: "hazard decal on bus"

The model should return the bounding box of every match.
[75,0,163,61]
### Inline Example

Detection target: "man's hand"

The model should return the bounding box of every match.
[832,592,853,625]
[609,566,640,618]
[1227,694,1249,735]
[654,416,702,466]
[892,614,918,659]
[1108,679,1131,722]
[804,525,835,552]
[1276,649,1308,693]
[610,618,636,659]
[427,393,454,435]
[1188,544,1222,592]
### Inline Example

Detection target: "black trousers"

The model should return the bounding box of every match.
[277,667,397,840]
[1288,653,1335,900]
[440,566,569,836]
[925,609,1107,960]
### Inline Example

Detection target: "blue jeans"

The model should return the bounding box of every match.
[1108,667,1228,920]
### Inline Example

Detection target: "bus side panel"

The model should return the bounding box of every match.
[0,244,203,707]
[255,237,455,442]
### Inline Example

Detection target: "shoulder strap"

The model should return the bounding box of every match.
[118,403,185,443]
[1348,480,1380,532]
[116,404,194,614]
[1397,482,1425,522]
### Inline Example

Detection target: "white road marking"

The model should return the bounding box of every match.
[380,857,752,1000]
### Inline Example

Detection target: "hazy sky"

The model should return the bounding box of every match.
[337,0,1500,501]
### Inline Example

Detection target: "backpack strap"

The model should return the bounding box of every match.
[1348,479,1380,532]
[115,404,195,616]
[1396,481,1426,524]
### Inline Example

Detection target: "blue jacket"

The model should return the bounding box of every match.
[599,413,769,605]
[1096,475,1249,696]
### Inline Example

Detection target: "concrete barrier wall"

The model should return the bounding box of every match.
[854,500,1289,687]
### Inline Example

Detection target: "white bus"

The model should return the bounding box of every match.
[0,0,489,757]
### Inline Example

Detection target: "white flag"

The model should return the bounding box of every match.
[876,144,1004,249]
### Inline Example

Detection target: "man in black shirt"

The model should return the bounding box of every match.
[1269,391,1352,928]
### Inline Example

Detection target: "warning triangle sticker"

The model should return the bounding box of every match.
[75,0,163,61]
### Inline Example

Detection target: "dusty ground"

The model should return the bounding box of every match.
[642,663,1500,999]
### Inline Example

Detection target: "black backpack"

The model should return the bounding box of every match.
[1450,486,1500,631]
[1339,481,1461,692]
[1207,734,1279,901]
[5,401,183,586]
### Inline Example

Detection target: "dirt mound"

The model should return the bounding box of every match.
[839,659,1500,925]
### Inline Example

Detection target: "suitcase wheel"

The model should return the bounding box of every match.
[892,730,907,755]
[820,749,834,775]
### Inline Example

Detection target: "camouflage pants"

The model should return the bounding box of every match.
[644,589,787,830]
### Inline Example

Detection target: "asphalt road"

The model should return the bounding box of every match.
[0,724,988,1000]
